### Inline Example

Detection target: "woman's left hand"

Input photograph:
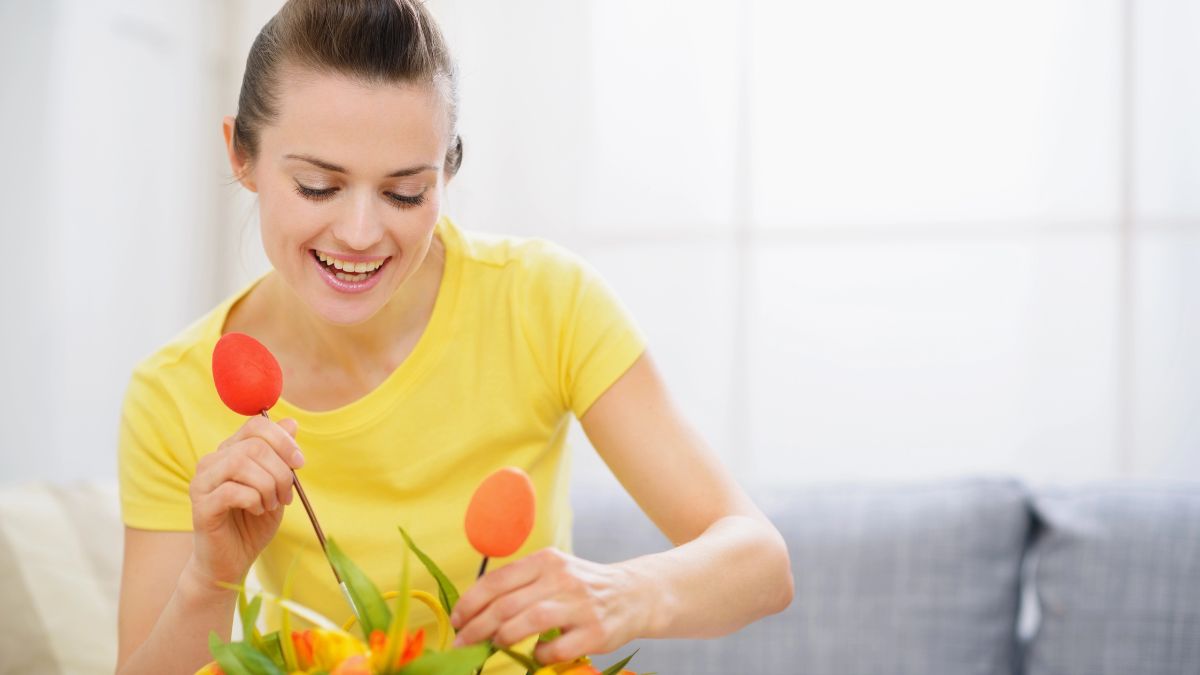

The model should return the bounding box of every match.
[448,548,652,664]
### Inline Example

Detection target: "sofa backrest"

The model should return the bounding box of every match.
[572,478,1033,675]
[1023,482,1200,675]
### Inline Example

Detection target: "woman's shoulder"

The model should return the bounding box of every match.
[450,219,595,295]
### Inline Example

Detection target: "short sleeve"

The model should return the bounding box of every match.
[117,364,196,531]
[520,241,647,418]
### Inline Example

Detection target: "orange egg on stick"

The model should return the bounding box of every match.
[212,332,343,591]
[465,467,537,578]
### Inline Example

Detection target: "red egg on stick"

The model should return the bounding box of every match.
[465,467,537,577]
[212,332,283,416]
[211,332,342,587]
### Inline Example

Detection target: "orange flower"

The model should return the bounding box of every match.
[292,630,316,668]
[368,627,426,671]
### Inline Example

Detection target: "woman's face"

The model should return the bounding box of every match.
[229,69,452,326]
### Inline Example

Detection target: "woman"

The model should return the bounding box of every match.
[115,1,793,673]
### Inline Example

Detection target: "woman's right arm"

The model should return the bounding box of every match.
[116,416,305,674]
[116,529,236,673]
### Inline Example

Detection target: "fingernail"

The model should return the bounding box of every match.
[452,636,464,648]
[290,450,305,468]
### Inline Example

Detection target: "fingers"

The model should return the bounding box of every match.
[533,626,596,666]
[452,582,558,647]
[225,415,305,469]
[451,549,568,630]
[194,438,289,503]
[490,600,571,649]
[192,417,303,519]
[277,417,299,438]
[195,481,269,521]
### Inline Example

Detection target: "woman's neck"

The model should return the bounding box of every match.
[227,235,446,389]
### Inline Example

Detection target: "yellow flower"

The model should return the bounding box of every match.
[292,628,368,671]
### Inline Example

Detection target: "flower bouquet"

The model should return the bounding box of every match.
[194,474,646,675]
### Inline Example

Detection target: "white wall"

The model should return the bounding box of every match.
[1,0,1196,490]
[0,0,226,483]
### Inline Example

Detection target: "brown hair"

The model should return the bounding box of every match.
[232,0,462,177]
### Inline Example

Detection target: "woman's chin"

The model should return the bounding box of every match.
[310,299,386,327]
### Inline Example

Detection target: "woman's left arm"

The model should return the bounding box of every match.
[450,352,795,663]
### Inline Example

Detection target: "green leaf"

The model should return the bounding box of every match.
[209,631,253,675]
[259,631,287,670]
[237,593,264,651]
[396,643,491,675]
[225,642,286,675]
[382,548,412,672]
[279,556,300,671]
[398,526,460,615]
[326,537,392,638]
[599,649,640,675]
[537,627,562,643]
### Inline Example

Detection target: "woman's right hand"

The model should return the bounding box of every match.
[186,416,306,588]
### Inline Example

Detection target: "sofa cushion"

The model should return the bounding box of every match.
[571,478,1031,675]
[1025,482,1200,675]
[0,482,122,675]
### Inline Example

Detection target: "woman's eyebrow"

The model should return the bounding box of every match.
[284,153,439,177]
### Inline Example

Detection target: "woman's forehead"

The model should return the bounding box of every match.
[266,68,450,167]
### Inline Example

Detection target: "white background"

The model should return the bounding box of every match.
[1,0,1196,494]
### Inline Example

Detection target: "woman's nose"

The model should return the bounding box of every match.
[330,190,386,250]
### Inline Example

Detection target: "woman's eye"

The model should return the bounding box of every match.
[294,182,425,209]
[295,183,336,200]
[387,191,426,208]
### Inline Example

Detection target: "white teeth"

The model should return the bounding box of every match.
[315,251,385,273]
[334,272,368,282]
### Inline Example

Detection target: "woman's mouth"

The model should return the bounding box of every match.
[311,249,391,293]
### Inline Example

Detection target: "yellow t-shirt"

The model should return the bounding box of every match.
[117,216,645,674]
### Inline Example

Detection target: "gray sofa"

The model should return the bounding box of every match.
[572,478,1200,675]
[1,479,1197,674]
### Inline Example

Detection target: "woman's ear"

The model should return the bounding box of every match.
[442,135,463,186]
[222,115,257,192]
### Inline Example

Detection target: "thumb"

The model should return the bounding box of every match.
[277,417,299,437]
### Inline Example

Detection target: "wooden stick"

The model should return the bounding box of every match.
[261,411,342,585]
